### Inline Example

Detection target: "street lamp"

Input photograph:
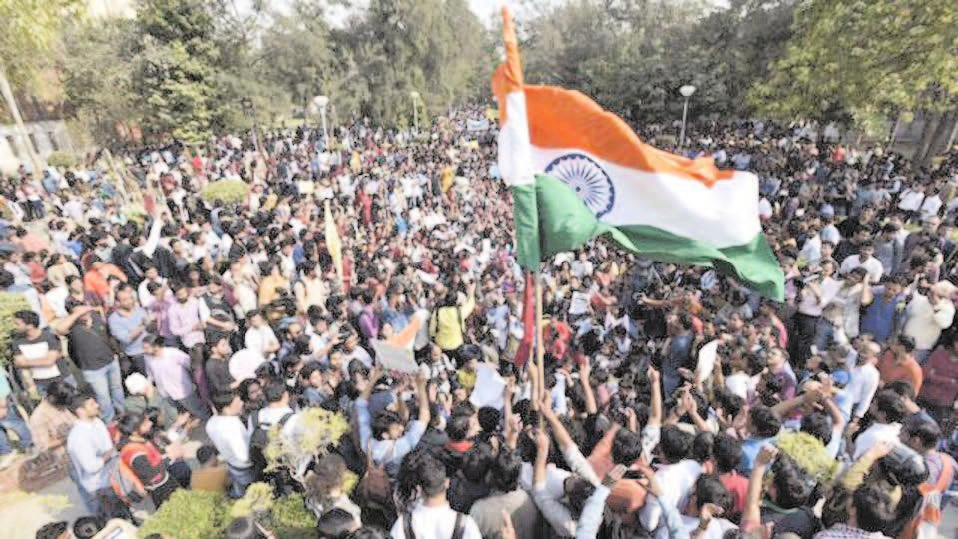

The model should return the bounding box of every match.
[410,91,420,132]
[679,84,696,152]
[312,95,329,147]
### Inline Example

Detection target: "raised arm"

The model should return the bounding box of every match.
[648,367,663,427]
[742,445,777,528]
[51,305,94,335]
[580,358,598,415]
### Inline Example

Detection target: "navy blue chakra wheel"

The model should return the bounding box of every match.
[544,153,615,218]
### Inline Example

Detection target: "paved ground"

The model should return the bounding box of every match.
[0,439,202,539]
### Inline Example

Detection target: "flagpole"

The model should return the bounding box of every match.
[534,270,545,406]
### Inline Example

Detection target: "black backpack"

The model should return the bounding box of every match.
[249,411,294,480]
[402,510,465,539]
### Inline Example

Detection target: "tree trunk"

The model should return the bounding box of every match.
[914,111,941,167]
[0,62,43,175]
[916,111,956,166]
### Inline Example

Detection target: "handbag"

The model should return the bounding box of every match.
[18,450,69,492]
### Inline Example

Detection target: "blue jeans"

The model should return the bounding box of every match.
[35,374,77,398]
[83,360,125,423]
[174,392,211,421]
[0,399,32,455]
[227,464,254,498]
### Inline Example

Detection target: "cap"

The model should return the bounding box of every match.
[125,373,149,395]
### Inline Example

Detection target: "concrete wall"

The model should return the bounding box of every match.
[0,121,73,174]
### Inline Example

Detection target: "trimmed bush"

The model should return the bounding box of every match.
[0,292,31,366]
[270,494,316,539]
[201,180,249,204]
[264,408,350,476]
[46,151,79,169]
[136,490,230,539]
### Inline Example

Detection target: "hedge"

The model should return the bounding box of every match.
[0,293,31,366]
[201,180,249,204]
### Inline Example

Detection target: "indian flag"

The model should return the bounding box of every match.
[492,8,784,300]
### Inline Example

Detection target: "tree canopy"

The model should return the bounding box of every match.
[750,0,958,132]
[6,0,953,149]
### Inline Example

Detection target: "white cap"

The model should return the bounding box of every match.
[124,373,149,395]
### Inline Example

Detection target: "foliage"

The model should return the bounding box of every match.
[775,431,839,483]
[201,180,249,204]
[45,151,79,169]
[750,0,958,131]
[264,408,350,476]
[136,490,230,539]
[520,0,796,125]
[270,494,317,539]
[0,0,84,93]
[0,293,31,365]
[330,0,491,126]
[230,482,275,519]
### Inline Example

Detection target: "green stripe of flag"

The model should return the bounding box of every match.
[526,174,785,301]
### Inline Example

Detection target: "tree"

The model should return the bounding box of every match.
[331,0,490,126]
[129,0,223,142]
[59,19,140,146]
[750,0,958,145]
[0,0,82,172]
[519,0,795,127]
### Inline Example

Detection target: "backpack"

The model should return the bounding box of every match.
[402,510,465,539]
[249,411,294,480]
[902,453,955,539]
[106,454,146,505]
[357,441,395,510]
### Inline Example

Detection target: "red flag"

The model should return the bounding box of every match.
[514,272,536,368]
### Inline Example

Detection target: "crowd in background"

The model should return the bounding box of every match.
[3,108,958,539]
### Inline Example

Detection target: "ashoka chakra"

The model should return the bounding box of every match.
[544,153,615,218]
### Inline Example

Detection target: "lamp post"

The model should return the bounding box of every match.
[313,95,329,147]
[679,84,696,151]
[410,91,420,133]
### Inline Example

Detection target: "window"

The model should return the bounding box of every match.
[48,132,59,151]
[4,135,17,158]
[27,133,39,154]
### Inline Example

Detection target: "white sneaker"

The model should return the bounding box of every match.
[0,452,17,470]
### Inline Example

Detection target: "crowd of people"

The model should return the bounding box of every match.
[3,109,958,539]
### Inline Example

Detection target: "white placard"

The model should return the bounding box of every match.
[469,362,505,410]
[696,340,721,384]
[371,339,420,374]
[569,292,590,315]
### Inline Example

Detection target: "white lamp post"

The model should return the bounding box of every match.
[679,84,696,151]
[313,95,329,147]
[410,91,420,132]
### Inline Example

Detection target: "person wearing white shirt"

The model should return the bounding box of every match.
[820,221,842,246]
[639,426,704,539]
[920,190,942,222]
[757,197,772,220]
[391,454,482,539]
[839,242,883,283]
[244,310,280,359]
[206,392,254,497]
[898,186,926,213]
[798,229,822,267]
[903,283,956,361]
[137,266,167,309]
[840,342,881,428]
[852,389,905,460]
